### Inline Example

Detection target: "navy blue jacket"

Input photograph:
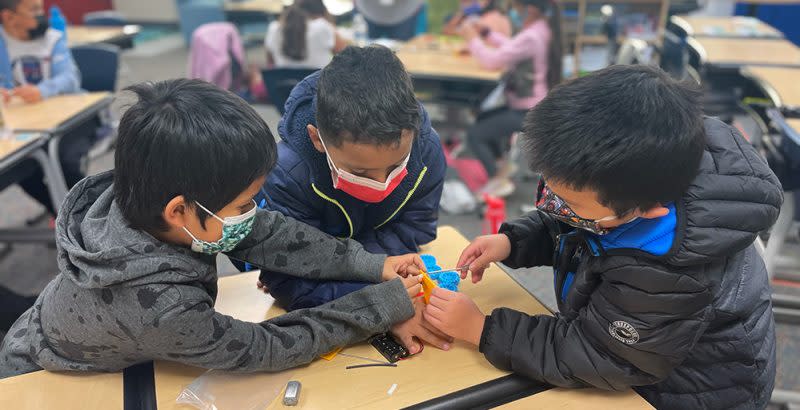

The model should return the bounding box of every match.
[258,72,446,310]
[487,118,780,409]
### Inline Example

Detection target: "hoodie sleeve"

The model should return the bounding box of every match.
[354,129,446,256]
[141,279,414,372]
[227,209,386,283]
[479,261,713,390]
[37,34,81,98]
[255,164,373,310]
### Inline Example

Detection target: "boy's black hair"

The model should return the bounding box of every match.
[114,79,276,232]
[522,64,706,215]
[0,0,21,12]
[316,45,421,147]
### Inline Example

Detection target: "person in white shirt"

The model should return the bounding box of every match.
[265,0,347,69]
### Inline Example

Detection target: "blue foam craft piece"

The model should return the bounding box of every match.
[420,254,460,292]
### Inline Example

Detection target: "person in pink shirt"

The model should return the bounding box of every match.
[460,0,563,197]
[442,0,512,38]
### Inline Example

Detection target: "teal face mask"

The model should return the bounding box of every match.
[183,199,257,254]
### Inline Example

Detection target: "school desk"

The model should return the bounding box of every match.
[0,369,124,409]
[0,132,61,243]
[154,226,554,409]
[67,25,141,49]
[495,387,654,410]
[670,15,783,39]
[397,37,503,83]
[688,37,800,69]
[742,66,800,107]
[224,0,284,15]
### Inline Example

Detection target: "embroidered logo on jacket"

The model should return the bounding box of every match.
[608,321,639,344]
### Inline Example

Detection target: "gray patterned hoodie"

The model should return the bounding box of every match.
[0,171,414,378]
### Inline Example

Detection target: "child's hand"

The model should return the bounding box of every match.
[400,275,423,299]
[12,85,42,103]
[391,298,453,354]
[382,254,426,282]
[423,288,486,346]
[255,280,270,295]
[456,234,512,283]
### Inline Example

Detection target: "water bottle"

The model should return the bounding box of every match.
[49,5,67,33]
[352,13,368,46]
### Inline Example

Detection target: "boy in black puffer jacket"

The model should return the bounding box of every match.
[423,65,781,409]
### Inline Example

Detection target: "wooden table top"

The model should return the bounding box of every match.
[67,25,140,47]
[692,37,800,67]
[224,0,352,15]
[496,387,654,410]
[672,15,783,38]
[742,66,800,107]
[224,0,284,14]
[787,119,800,135]
[0,133,44,163]
[397,37,502,83]
[736,0,799,3]
[0,370,124,410]
[154,226,550,409]
[4,92,113,133]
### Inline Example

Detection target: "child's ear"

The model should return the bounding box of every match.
[307,124,324,153]
[639,204,670,220]
[162,195,190,230]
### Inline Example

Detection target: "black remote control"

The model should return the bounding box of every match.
[369,333,410,363]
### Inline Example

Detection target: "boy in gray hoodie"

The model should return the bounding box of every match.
[0,79,424,378]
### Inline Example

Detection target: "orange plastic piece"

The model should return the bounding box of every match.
[320,346,343,360]
[419,270,438,304]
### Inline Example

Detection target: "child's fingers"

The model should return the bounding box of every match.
[395,332,421,355]
[431,287,455,300]
[456,245,480,272]
[414,325,452,350]
[411,254,425,271]
[421,319,455,343]
[422,310,446,331]
[405,283,422,299]
[424,302,447,319]
[471,269,485,284]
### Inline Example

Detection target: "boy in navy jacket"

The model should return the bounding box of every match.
[256,46,448,353]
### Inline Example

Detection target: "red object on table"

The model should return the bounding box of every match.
[44,0,112,24]
[482,194,506,235]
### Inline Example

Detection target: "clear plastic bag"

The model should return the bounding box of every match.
[176,369,293,410]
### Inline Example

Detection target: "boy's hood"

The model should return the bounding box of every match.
[55,171,215,289]
[596,117,783,265]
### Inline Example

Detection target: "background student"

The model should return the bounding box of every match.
[460,0,562,197]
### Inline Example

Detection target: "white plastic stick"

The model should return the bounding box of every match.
[387,383,398,396]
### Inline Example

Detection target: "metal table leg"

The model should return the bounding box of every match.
[30,137,68,209]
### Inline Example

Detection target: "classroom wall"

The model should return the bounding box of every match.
[45,0,113,23]
[112,0,178,23]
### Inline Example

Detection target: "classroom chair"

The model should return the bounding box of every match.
[71,44,120,92]
[83,10,127,26]
[71,44,121,159]
[261,68,318,115]
[175,0,226,46]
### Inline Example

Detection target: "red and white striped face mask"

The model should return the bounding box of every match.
[318,133,410,203]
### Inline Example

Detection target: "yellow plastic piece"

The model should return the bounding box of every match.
[320,346,343,361]
[420,270,438,304]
